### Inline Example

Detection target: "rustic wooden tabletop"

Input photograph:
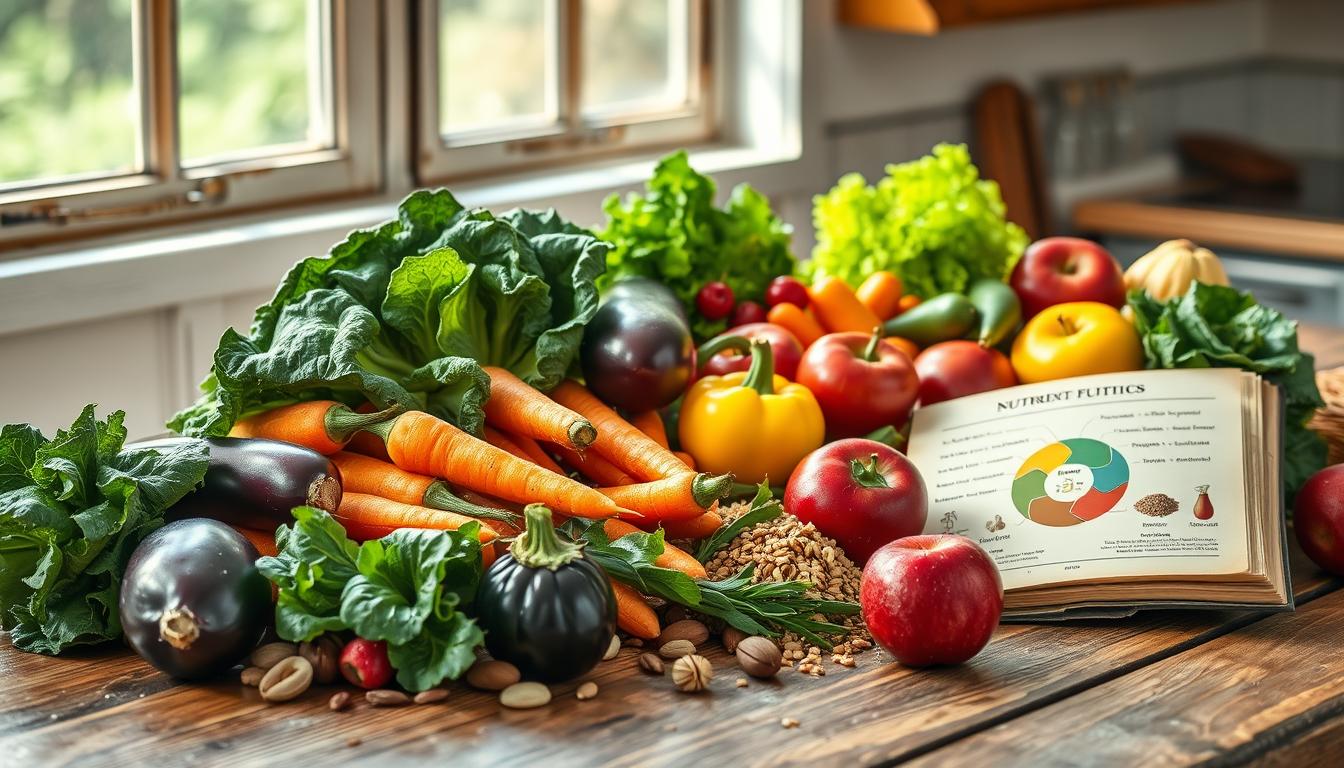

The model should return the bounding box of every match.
[3,326,1343,768]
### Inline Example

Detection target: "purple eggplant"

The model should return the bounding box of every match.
[131,436,341,530]
[119,518,270,679]
[580,294,694,412]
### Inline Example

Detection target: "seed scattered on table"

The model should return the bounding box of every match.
[576,681,599,700]
[781,717,800,729]
[414,689,450,705]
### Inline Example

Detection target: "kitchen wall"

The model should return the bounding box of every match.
[2,0,1338,437]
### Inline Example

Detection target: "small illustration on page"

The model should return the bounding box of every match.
[1011,438,1130,527]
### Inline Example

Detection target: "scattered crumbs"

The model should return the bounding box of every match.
[735,678,749,688]
[346,737,363,748]
[104,694,113,699]
[663,724,678,732]
[781,718,800,729]
[49,714,58,720]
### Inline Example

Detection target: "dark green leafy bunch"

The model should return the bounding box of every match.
[0,406,209,654]
[257,506,484,692]
[1128,282,1326,503]
[563,485,859,648]
[170,190,608,438]
[599,150,796,340]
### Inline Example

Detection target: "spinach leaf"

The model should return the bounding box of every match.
[255,506,361,642]
[0,406,209,655]
[170,189,607,437]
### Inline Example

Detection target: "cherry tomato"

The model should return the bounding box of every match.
[730,300,767,327]
[696,282,735,321]
[765,276,810,309]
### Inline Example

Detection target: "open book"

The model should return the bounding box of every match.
[907,368,1291,619]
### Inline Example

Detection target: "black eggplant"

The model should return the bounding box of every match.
[602,276,688,323]
[580,294,694,412]
[119,518,270,679]
[476,504,615,683]
[131,436,341,530]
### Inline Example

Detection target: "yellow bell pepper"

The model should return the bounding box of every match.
[679,338,826,484]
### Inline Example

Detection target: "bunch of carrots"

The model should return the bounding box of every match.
[223,367,730,640]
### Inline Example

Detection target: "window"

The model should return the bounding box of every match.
[416,0,713,181]
[0,0,380,248]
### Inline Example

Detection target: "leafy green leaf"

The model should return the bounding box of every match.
[256,506,362,642]
[807,143,1027,299]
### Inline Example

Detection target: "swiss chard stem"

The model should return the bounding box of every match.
[740,339,777,396]
[861,326,883,362]
[513,504,584,570]
[325,404,405,444]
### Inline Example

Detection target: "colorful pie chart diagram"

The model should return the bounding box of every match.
[1011,438,1129,527]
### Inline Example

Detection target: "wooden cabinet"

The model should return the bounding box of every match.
[839,0,1200,35]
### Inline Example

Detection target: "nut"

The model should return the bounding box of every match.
[671,654,713,692]
[466,659,521,691]
[328,691,351,711]
[662,604,688,624]
[781,717,800,729]
[638,653,665,675]
[249,641,298,670]
[657,619,709,648]
[413,689,449,705]
[499,682,551,709]
[722,626,748,654]
[603,635,621,661]
[575,681,598,701]
[736,636,783,678]
[366,689,411,707]
[300,635,340,685]
[240,666,265,687]
[735,677,749,688]
[258,656,313,703]
[658,639,696,659]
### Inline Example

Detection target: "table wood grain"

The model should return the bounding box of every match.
[3,324,1343,768]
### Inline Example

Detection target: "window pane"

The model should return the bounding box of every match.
[0,0,138,186]
[581,0,687,114]
[440,0,553,136]
[177,0,329,164]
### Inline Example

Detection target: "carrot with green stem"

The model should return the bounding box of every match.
[506,431,568,475]
[228,400,402,455]
[549,381,688,481]
[482,426,533,464]
[362,409,633,519]
[611,581,660,639]
[674,451,697,471]
[331,451,520,527]
[659,508,724,540]
[627,411,669,449]
[601,472,733,522]
[336,492,500,543]
[482,366,596,449]
[551,443,636,486]
[603,519,707,579]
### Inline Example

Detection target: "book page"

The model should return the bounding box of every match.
[909,368,1251,591]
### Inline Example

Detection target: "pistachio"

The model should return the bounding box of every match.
[722,626,748,654]
[638,653,665,675]
[328,691,351,711]
[657,619,709,648]
[366,689,411,707]
[413,689,450,705]
[466,659,521,691]
[258,656,313,703]
[736,636,783,678]
[299,635,340,685]
[602,634,621,661]
[499,682,551,709]
[671,654,713,692]
[249,641,298,670]
[575,681,598,701]
[658,639,696,659]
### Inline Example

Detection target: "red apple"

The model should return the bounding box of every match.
[860,535,1003,667]
[1295,465,1344,575]
[1009,237,1126,317]
[914,340,1017,405]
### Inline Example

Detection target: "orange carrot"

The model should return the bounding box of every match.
[234,526,278,558]
[604,519,707,580]
[482,425,533,463]
[374,410,631,519]
[331,451,520,526]
[483,366,596,449]
[659,508,724,540]
[673,451,697,471]
[767,302,825,347]
[611,580,660,639]
[346,403,393,460]
[505,431,568,475]
[810,276,881,334]
[229,401,400,455]
[552,443,637,486]
[895,294,922,315]
[601,472,732,522]
[549,381,688,482]
[337,492,498,542]
[628,411,669,449]
[857,271,904,321]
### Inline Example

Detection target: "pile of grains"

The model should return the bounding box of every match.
[1135,493,1179,517]
[702,501,872,676]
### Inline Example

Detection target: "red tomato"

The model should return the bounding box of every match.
[784,438,928,564]
[765,276,810,309]
[696,282,734,321]
[729,300,767,327]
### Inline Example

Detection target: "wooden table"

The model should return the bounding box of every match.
[4,327,1343,768]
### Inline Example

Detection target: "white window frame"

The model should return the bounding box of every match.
[415,0,716,183]
[0,0,382,251]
